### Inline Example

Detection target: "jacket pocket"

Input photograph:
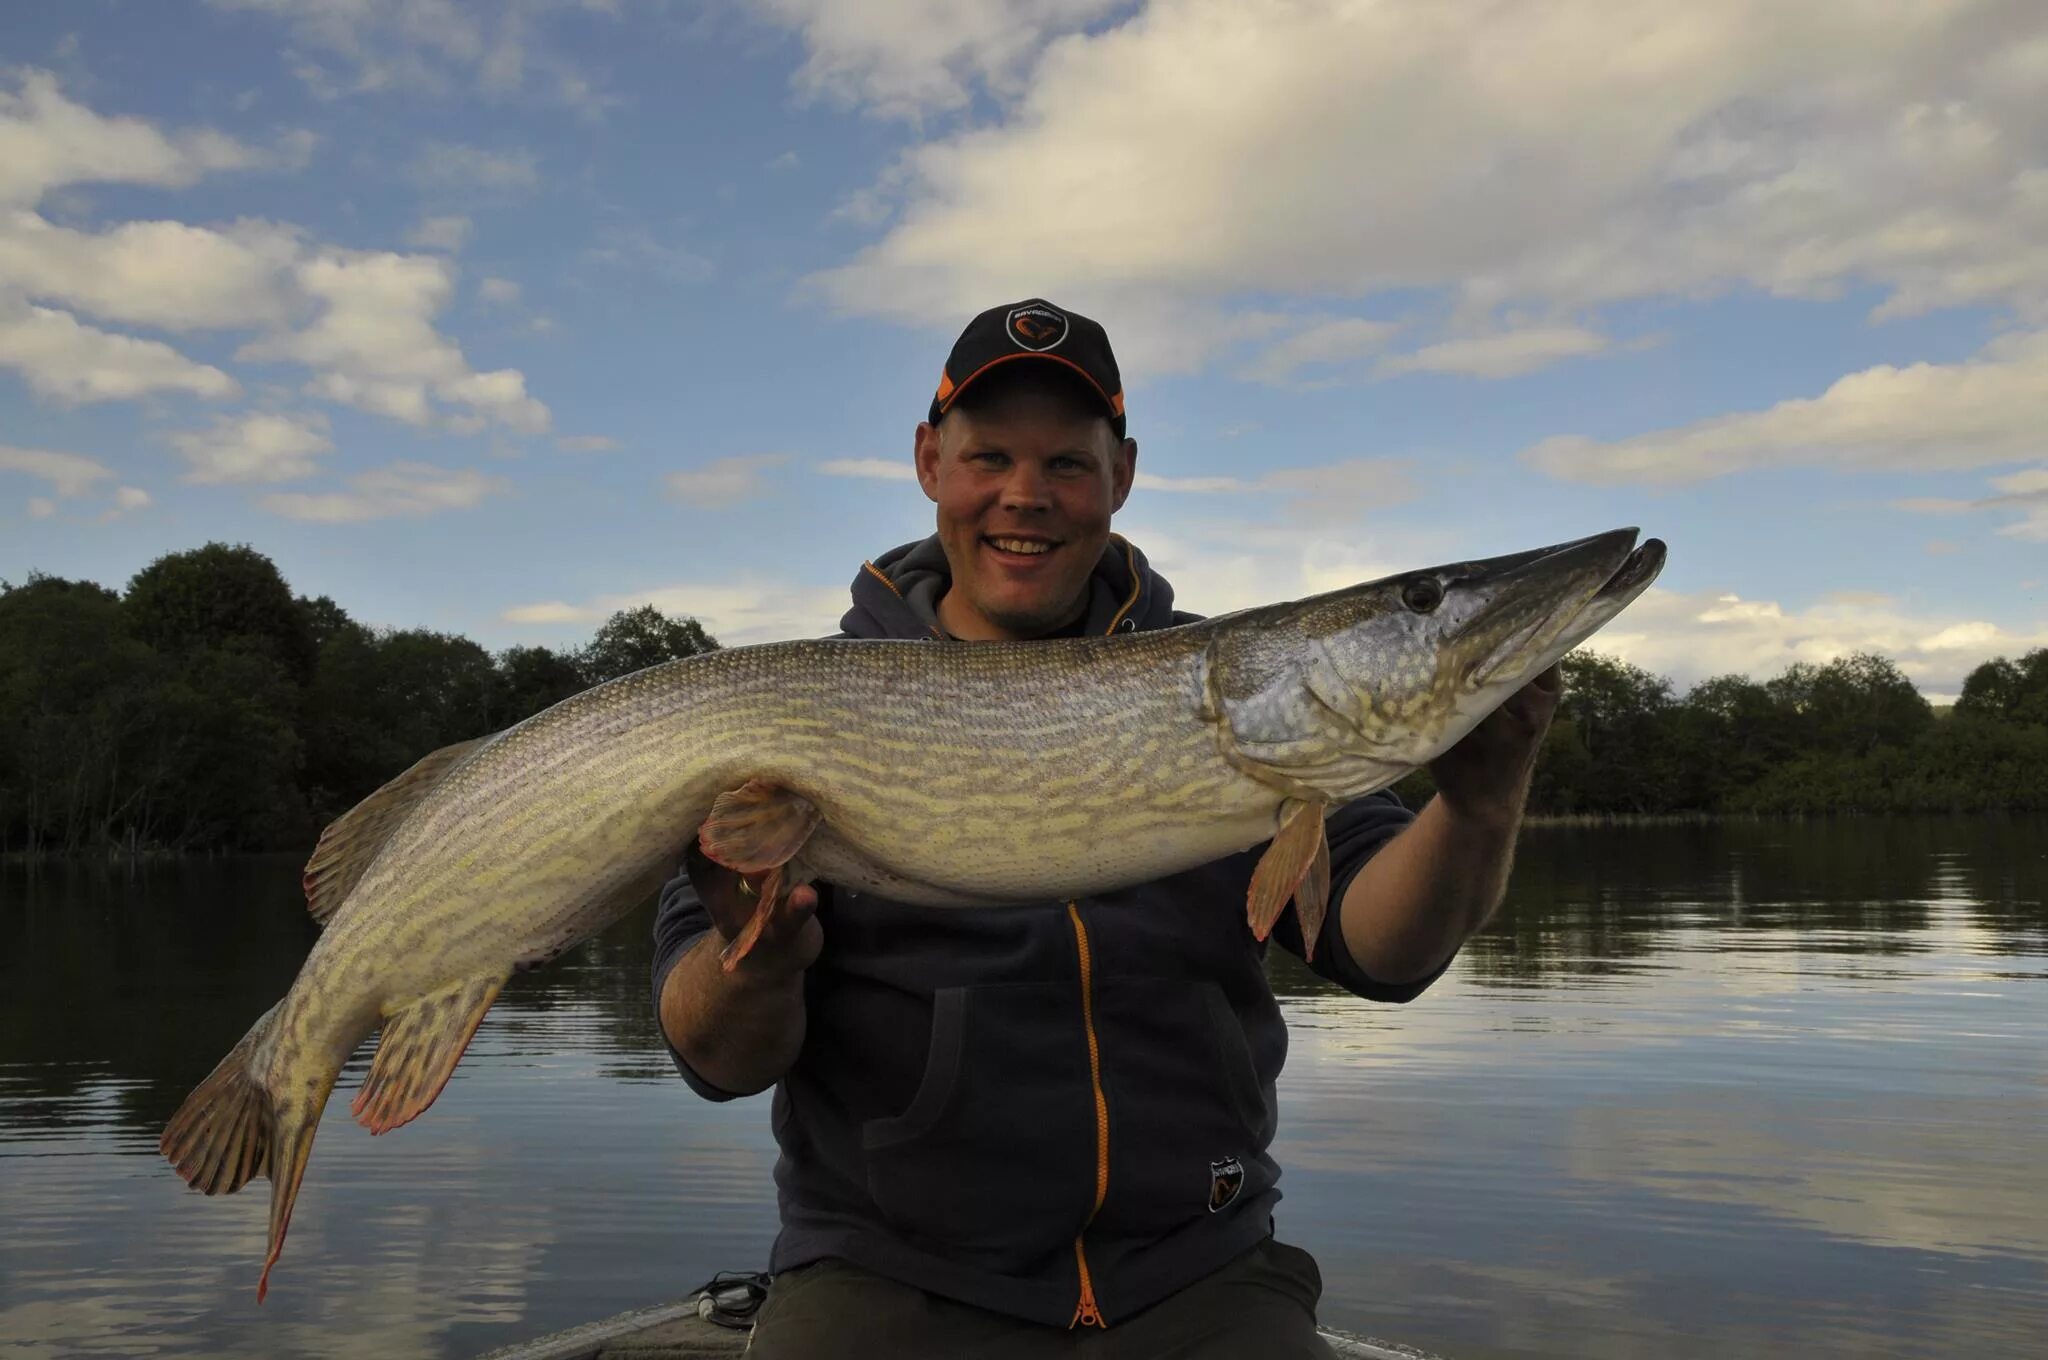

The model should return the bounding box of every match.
[859,981,1098,1266]
[1092,977,1277,1238]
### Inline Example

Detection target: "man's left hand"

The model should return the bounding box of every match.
[1425,663,1563,827]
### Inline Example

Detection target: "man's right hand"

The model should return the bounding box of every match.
[659,842,822,1096]
[685,840,824,977]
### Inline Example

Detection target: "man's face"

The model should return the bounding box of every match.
[913,379,1137,641]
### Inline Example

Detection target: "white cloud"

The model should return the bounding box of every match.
[1583,585,2048,698]
[168,411,334,483]
[0,300,239,403]
[753,0,1125,120]
[0,69,268,207]
[27,496,55,518]
[103,485,152,520]
[259,460,509,521]
[1526,331,2048,484]
[0,76,552,438]
[1379,324,1613,379]
[665,453,791,508]
[556,434,618,453]
[1129,457,1417,528]
[0,212,304,331]
[407,141,540,193]
[212,0,620,117]
[0,444,113,497]
[477,275,520,305]
[805,1,2048,371]
[504,579,851,646]
[768,150,801,171]
[583,225,713,284]
[1237,317,1398,387]
[1134,472,1253,493]
[241,249,551,433]
[817,456,914,480]
[1896,463,2048,542]
[404,214,471,251]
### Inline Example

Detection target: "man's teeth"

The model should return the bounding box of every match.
[989,538,1052,555]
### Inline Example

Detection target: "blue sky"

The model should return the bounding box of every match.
[3,1,2044,698]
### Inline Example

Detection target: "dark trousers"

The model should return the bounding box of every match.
[745,1237,1335,1359]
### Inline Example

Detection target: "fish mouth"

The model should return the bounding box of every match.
[1462,528,1666,687]
[1595,537,1666,602]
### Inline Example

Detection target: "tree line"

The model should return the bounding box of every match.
[4,542,2045,856]
[1,544,714,856]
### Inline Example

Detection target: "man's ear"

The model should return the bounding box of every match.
[913,421,942,503]
[1110,436,1137,513]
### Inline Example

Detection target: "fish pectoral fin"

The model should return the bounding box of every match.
[1246,797,1331,957]
[698,778,822,874]
[350,973,505,1136]
[302,734,494,926]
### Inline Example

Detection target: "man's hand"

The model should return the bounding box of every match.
[1337,664,1562,984]
[686,840,824,976]
[658,837,823,1097]
[1426,663,1562,826]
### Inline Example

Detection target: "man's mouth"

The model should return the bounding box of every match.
[983,535,1059,558]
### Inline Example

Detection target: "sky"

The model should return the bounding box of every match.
[2,0,2045,701]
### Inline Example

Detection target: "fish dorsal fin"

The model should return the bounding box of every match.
[301,735,492,926]
[350,972,505,1135]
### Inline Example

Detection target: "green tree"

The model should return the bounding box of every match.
[496,645,587,726]
[0,576,158,853]
[1766,652,1932,756]
[125,543,318,686]
[1955,649,2048,727]
[577,605,718,685]
[1532,653,1679,813]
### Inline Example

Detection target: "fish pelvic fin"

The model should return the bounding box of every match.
[698,779,824,972]
[302,734,494,926]
[160,1003,339,1302]
[698,778,821,875]
[350,973,505,1136]
[1246,796,1331,958]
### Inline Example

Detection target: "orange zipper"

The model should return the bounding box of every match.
[1066,901,1110,1329]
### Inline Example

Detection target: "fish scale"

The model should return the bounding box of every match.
[159,526,1664,1299]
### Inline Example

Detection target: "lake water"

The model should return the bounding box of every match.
[2,819,2044,1359]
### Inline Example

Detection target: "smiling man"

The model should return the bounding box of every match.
[652,300,1560,1357]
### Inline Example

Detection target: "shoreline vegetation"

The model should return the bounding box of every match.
[4,543,2046,860]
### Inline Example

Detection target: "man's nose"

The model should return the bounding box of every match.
[1000,462,1051,511]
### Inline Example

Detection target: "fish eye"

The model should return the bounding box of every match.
[1401,577,1443,613]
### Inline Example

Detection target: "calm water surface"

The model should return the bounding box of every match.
[3,819,2044,1359]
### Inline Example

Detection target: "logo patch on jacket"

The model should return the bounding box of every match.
[1208,1156,1245,1212]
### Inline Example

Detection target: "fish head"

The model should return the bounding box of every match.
[1206,528,1664,799]
[1316,527,1665,766]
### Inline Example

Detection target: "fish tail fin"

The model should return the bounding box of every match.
[159,1002,338,1303]
[160,1004,282,1200]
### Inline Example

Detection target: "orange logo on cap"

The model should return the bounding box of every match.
[1006,306,1069,352]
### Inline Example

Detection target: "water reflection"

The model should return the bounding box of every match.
[2,818,2045,1359]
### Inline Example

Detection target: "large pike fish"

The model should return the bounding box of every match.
[161,527,1664,1297]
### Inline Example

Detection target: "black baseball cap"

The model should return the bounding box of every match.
[929,298,1126,440]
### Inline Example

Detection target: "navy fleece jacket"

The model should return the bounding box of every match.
[650,533,1440,1327]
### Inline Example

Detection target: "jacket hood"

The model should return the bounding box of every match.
[836,532,1183,641]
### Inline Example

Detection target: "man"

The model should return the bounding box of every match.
[653,299,1559,1357]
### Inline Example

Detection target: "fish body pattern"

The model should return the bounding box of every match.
[160,527,1665,1298]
